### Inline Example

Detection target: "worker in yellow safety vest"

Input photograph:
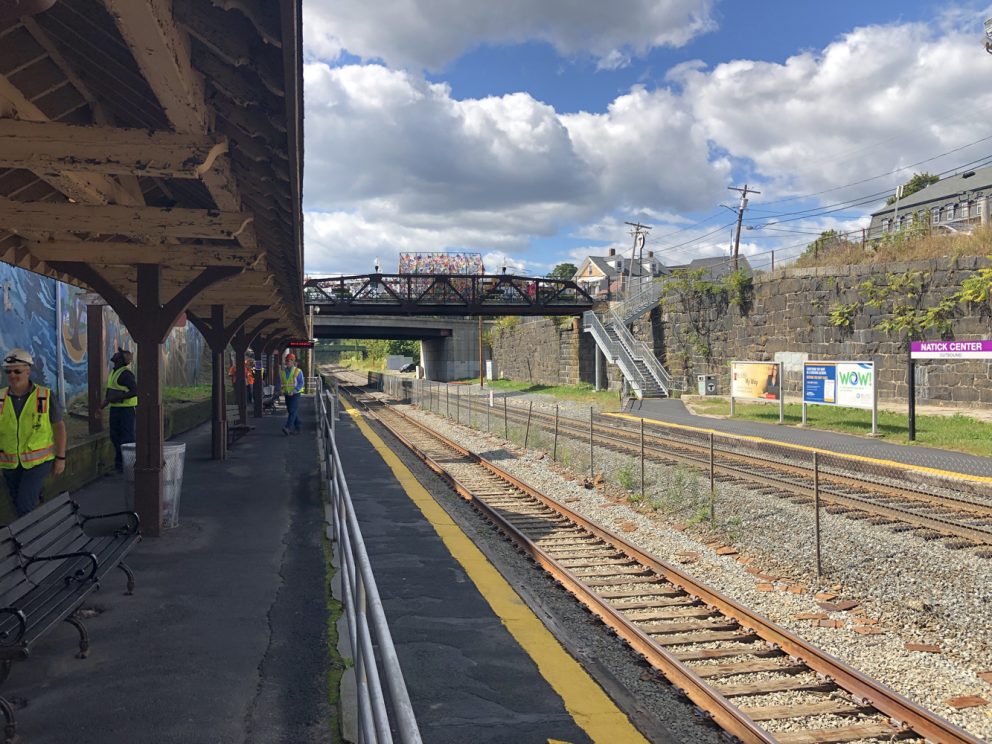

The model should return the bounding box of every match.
[280,352,304,435]
[101,349,137,473]
[0,348,67,518]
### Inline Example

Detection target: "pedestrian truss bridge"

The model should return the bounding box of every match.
[303,273,593,316]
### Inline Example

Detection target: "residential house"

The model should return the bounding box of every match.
[867,165,992,239]
[573,248,666,299]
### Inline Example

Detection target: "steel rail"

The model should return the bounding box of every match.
[342,384,983,744]
[441,393,992,544]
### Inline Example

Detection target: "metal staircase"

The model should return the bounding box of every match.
[582,299,674,399]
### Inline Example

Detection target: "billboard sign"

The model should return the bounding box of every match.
[803,361,874,410]
[730,361,781,401]
[910,340,992,360]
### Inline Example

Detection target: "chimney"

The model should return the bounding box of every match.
[608,248,616,256]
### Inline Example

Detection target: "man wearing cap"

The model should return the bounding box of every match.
[0,349,67,518]
[280,353,304,435]
[101,349,137,473]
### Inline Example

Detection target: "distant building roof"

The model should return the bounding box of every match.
[870,165,992,216]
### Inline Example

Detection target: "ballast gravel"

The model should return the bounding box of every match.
[394,393,992,742]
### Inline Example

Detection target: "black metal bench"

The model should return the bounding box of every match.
[0,494,140,742]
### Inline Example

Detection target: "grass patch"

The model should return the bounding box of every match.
[793,225,992,269]
[485,379,620,410]
[691,398,992,457]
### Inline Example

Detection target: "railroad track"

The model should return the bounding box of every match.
[339,381,982,744]
[413,387,992,551]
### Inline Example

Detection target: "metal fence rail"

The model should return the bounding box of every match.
[315,376,423,744]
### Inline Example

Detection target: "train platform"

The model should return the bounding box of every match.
[3,403,330,744]
[335,402,648,744]
[618,397,992,479]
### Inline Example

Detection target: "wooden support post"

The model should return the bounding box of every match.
[187,304,267,459]
[524,401,533,448]
[86,304,105,435]
[232,327,249,431]
[503,396,508,440]
[51,261,242,536]
[478,315,484,388]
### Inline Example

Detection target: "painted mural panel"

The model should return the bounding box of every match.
[2,264,207,401]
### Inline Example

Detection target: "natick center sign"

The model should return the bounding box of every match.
[910,340,992,360]
[803,361,875,410]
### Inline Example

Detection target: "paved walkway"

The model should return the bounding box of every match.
[4,401,330,744]
[336,405,643,744]
[623,398,992,478]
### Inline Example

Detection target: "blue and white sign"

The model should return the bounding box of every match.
[803,361,875,410]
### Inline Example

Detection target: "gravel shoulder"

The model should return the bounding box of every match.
[393,392,992,742]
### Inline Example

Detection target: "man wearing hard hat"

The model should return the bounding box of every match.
[0,349,67,518]
[281,352,304,435]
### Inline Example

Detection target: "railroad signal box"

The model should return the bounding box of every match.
[697,374,717,396]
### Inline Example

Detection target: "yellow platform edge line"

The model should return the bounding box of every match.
[605,411,992,485]
[345,406,649,744]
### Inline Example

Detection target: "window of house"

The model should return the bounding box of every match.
[932,207,940,223]
[948,203,956,220]
[882,219,890,233]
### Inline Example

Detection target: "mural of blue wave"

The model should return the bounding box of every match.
[1,263,207,401]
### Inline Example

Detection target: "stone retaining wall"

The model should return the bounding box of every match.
[663,257,992,405]
[491,257,992,406]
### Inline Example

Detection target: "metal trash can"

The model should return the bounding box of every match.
[696,374,717,396]
[122,442,187,528]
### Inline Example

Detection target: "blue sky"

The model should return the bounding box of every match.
[301,0,992,275]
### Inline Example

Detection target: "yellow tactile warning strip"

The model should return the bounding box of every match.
[345,406,649,744]
[605,411,992,485]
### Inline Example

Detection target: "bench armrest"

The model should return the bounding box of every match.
[25,551,99,584]
[0,608,27,647]
[79,510,141,537]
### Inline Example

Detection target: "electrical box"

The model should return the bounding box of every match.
[697,374,717,396]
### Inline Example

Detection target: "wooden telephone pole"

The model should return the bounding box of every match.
[729,184,759,270]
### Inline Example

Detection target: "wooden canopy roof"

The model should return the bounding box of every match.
[0,0,305,338]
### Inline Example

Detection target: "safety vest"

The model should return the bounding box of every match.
[107,365,137,408]
[0,385,56,470]
[281,367,301,395]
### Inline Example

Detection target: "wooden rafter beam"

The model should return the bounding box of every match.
[0,120,229,178]
[103,0,208,134]
[0,75,141,207]
[26,240,262,268]
[0,198,252,240]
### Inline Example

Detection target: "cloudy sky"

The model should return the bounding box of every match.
[301,0,992,276]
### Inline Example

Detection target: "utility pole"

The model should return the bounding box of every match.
[623,221,651,294]
[729,184,759,271]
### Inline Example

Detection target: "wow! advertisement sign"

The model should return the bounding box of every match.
[911,340,992,360]
[803,361,874,410]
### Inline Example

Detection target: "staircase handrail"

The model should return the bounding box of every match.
[608,309,675,394]
[582,311,646,398]
[612,281,664,324]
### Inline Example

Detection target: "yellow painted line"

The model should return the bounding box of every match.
[345,405,649,744]
[605,411,992,485]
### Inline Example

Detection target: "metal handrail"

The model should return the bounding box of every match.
[315,376,423,744]
[612,280,664,324]
[608,310,674,394]
[582,311,646,398]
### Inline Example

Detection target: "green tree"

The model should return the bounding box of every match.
[802,229,840,259]
[886,172,940,205]
[547,262,578,279]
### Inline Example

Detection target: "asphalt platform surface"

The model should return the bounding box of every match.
[3,400,330,744]
[335,408,595,744]
[626,398,992,477]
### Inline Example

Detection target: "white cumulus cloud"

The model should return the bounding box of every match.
[303,0,716,70]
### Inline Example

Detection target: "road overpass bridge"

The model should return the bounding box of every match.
[313,314,483,381]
